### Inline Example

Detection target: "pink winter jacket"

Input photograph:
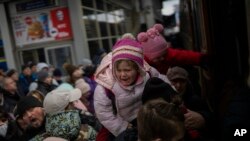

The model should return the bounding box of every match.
[94,52,170,136]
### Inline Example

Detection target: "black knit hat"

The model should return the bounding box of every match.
[83,65,96,77]
[142,77,177,104]
[14,96,43,118]
[53,68,62,77]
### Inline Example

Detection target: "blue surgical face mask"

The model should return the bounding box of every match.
[0,122,8,137]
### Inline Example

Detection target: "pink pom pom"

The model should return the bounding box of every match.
[137,32,148,42]
[154,24,164,32]
[147,28,157,38]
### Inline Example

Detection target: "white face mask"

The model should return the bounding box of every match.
[0,122,8,137]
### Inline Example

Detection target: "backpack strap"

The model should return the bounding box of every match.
[104,88,117,115]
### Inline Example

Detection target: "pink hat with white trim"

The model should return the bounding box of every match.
[112,33,144,68]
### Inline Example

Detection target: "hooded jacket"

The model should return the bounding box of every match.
[45,110,96,141]
[94,52,170,136]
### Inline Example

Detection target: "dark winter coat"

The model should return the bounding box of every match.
[0,120,22,141]
[36,82,57,96]
[182,83,215,141]
[2,90,20,113]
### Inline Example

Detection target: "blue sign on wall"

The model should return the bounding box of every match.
[0,40,7,71]
[16,0,57,12]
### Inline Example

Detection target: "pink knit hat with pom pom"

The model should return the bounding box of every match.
[137,24,169,60]
[112,33,143,68]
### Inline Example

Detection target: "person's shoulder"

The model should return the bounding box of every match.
[94,85,106,94]
[18,74,25,79]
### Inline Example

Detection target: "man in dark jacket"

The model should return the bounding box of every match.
[14,96,46,141]
[36,70,57,96]
[18,65,36,95]
[0,77,20,114]
[167,67,215,140]
[6,69,25,97]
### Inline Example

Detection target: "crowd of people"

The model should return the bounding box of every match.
[0,24,217,141]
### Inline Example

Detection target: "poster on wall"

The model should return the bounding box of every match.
[11,7,72,46]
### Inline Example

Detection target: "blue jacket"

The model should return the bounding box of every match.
[18,73,36,95]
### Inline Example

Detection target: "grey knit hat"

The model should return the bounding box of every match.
[37,70,49,82]
[167,66,188,81]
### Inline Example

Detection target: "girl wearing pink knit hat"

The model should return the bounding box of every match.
[137,24,207,74]
[94,33,170,140]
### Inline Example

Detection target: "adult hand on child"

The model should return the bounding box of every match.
[184,109,205,129]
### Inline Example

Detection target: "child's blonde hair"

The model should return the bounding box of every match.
[27,90,44,102]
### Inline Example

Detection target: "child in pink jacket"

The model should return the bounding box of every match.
[94,33,170,138]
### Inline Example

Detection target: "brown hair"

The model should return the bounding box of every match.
[64,63,83,84]
[27,90,44,102]
[137,99,185,141]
